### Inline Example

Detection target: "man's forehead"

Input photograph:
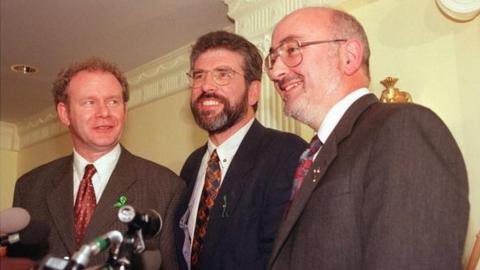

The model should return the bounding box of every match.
[194,48,244,69]
[271,10,329,46]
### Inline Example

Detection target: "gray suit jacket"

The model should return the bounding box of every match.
[12,146,185,270]
[268,94,469,270]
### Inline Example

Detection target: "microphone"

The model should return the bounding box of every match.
[0,207,30,235]
[1,220,50,247]
[68,230,123,270]
[39,230,123,270]
[117,205,162,238]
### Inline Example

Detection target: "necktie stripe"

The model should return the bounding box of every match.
[290,136,322,201]
[191,150,221,268]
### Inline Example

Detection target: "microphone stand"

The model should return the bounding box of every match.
[105,227,145,270]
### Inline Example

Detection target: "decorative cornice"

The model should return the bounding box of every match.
[226,0,350,36]
[0,121,19,151]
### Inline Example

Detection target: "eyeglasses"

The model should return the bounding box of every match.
[265,39,347,70]
[186,67,244,87]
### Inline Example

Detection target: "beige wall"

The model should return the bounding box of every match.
[17,134,72,176]
[122,89,207,173]
[0,149,18,209]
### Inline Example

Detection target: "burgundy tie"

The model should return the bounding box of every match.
[74,164,97,247]
[290,136,322,200]
[191,150,221,268]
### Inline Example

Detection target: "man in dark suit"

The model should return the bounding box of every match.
[12,57,185,269]
[265,7,469,270]
[175,31,307,270]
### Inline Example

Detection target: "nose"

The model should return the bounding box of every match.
[199,71,217,93]
[96,102,110,117]
[268,56,289,82]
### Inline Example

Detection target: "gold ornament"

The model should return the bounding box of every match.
[380,77,412,103]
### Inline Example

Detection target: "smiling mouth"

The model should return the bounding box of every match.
[201,99,220,106]
[283,81,302,91]
[94,125,114,131]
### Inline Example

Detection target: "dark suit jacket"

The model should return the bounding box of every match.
[268,94,469,270]
[175,120,307,270]
[12,146,185,270]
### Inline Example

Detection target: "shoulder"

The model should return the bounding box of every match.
[180,145,206,180]
[358,102,462,163]
[121,149,181,182]
[184,145,206,164]
[17,155,71,186]
[363,102,452,134]
[254,124,308,154]
[264,126,307,146]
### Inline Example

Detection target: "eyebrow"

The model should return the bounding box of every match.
[269,35,304,52]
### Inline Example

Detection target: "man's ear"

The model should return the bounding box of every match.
[247,80,261,106]
[57,102,70,127]
[342,39,364,76]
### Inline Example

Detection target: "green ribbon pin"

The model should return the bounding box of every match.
[113,195,127,208]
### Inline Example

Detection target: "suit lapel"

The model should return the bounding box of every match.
[46,156,76,254]
[84,147,137,242]
[269,94,378,267]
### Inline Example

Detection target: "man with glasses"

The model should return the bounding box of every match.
[175,31,307,270]
[266,7,469,270]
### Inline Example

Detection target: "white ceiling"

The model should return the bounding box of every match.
[0,0,232,123]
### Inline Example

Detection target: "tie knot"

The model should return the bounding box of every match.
[309,136,322,153]
[209,150,219,163]
[83,164,97,180]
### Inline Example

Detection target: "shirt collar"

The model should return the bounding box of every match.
[73,144,122,181]
[206,118,255,170]
[316,88,370,143]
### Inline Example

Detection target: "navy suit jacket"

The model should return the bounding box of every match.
[12,146,185,270]
[268,94,469,270]
[175,120,307,270]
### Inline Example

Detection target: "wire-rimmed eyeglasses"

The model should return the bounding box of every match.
[265,39,347,71]
[186,66,244,87]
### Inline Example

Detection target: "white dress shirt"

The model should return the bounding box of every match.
[73,144,121,203]
[185,118,255,249]
[314,88,370,155]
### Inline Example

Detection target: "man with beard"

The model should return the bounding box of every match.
[175,31,307,270]
[265,7,469,270]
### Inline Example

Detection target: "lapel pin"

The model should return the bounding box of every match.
[221,194,229,218]
[312,168,321,182]
[113,195,127,208]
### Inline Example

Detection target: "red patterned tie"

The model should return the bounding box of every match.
[74,164,97,247]
[191,150,221,268]
[290,136,322,200]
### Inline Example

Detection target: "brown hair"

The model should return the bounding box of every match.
[190,30,263,86]
[52,57,129,105]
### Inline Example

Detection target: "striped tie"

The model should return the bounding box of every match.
[290,136,322,200]
[191,150,221,268]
